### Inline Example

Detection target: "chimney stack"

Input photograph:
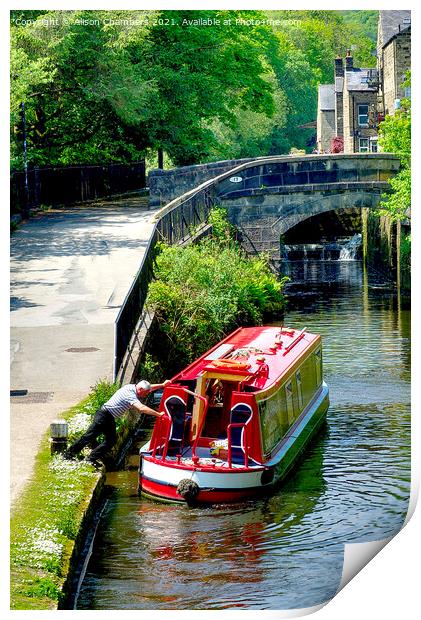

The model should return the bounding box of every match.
[334,55,344,78]
[345,49,353,71]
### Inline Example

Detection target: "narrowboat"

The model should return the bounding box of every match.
[138,326,329,504]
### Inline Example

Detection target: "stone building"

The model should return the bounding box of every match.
[316,10,411,154]
[316,84,335,152]
[377,10,411,117]
[341,52,379,154]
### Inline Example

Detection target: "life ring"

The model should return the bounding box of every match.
[211,359,251,370]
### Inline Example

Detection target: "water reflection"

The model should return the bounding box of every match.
[76,261,410,610]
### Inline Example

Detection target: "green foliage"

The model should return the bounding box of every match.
[261,10,376,152]
[85,379,120,414]
[146,209,287,375]
[378,167,411,222]
[10,9,378,168]
[137,352,164,383]
[208,206,237,242]
[10,9,276,169]
[400,233,411,269]
[378,72,411,221]
[340,10,379,42]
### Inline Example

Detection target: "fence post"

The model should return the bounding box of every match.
[21,102,30,219]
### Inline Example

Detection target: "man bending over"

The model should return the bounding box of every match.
[64,379,170,467]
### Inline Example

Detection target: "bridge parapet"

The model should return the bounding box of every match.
[149,153,400,207]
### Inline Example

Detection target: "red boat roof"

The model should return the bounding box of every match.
[174,326,320,392]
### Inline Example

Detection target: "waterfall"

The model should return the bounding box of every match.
[339,234,362,261]
[281,234,362,262]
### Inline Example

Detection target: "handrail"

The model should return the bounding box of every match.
[181,388,209,462]
[227,422,249,468]
[151,387,208,463]
[283,327,307,355]
[151,412,171,459]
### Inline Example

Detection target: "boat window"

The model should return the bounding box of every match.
[285,381,294,424]
[296,370,303,409]
[315,349,322,386]
[258,389,288,457]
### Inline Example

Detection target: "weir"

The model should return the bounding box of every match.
[280,234,362,262]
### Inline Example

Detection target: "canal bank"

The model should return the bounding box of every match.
[10,206,286,609]
[10,198,160,505]
[9,380,147,610]
[74,260,410,610]
[362,208,411,291]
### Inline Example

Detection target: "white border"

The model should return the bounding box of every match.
[3,2,419,619]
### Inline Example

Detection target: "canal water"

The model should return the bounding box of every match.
[76,261,410,610]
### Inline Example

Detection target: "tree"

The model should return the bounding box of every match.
[262,10,376,152]
[10,9,379,169]
[10,9,277,169]
[378,72,411,221]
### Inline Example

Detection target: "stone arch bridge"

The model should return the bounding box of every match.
[150,153,400,259]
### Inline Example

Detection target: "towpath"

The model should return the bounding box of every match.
[10,195,159,505]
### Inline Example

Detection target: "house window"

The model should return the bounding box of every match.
[358,104,369,126]
[359,138,369,153]
[360,137,378,153]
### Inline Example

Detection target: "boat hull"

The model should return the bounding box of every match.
[139,382,329,505]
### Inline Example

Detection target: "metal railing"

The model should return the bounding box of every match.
[227,423,249,468]
[11,161,146,215]
[113,185,217,379]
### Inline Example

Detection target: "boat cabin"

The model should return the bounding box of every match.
[148,326,324,469]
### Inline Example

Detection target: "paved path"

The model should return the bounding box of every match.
[10,197,158,505]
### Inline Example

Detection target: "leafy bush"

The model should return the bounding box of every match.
[378,72,411,222]
[146,209,287,375]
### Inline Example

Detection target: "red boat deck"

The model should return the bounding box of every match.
[175,326,320,390]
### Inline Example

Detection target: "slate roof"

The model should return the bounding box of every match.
[318,84,335,111]
[346,68,378,92]
[378,11,411,48]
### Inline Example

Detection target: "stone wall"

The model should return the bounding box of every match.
[362,209,411,290]
[343,89,378,154]
[222,188,384,259]
[148,157,254,207]
[381,30,411,116]
[317,109,335,152]
[150,154,400,210]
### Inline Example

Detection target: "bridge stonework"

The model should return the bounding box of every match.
[152,154,400,259]
[222,186,385,258]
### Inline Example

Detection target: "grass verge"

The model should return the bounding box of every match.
[10,379,135,610]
